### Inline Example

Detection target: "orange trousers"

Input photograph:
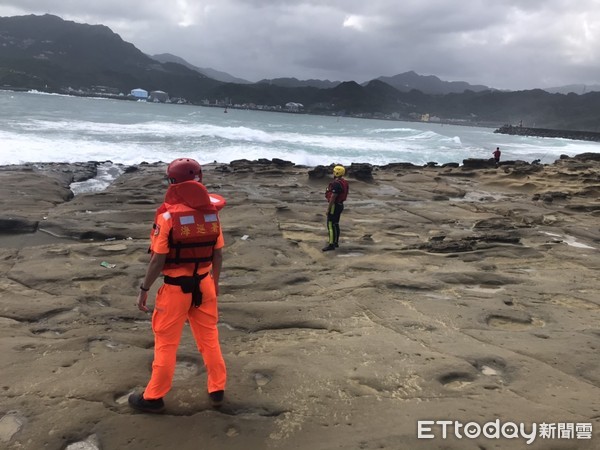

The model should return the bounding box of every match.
[143,274,226,399]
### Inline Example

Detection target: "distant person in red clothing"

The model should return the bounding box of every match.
[493,147,501,166]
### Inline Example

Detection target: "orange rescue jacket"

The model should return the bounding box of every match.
[153,180,220,271]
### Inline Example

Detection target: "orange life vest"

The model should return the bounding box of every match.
[153,181,220,271]
[325,178,349,203]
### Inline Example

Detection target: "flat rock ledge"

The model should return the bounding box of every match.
[0,154,599,449]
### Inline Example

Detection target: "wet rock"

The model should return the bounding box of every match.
[533,191,571,202]
[0,218,38,234]
[473,218,516,230]
[505,163,544,176]
[307,165,330,179]
[348,163,373,182]
[271,158,295,167]
[462,158,496,169]
[379,162,419,170]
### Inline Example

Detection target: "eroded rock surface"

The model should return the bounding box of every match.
[1,156,599,449]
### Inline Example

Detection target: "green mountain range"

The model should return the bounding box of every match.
[0,14,221,98]
[2,14,600,131]
[151,52,252,85]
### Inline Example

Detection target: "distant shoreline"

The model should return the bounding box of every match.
[0,86,500,129]
[494,124,600,142]
[7,86,600,139]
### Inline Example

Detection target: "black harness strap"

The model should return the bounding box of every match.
[167,229,216,265]
[163,268,208,308]
[165,256,213,264]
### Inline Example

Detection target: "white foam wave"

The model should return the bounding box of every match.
[1,90,597,167]
[25,120,276,142]
[26,90,77,98]
[8,118,460,158]
[70,162,124,195]
[368,127,415,134]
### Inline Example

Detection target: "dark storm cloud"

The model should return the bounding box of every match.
[1,0,599,89]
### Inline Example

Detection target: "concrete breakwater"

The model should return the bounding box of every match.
[495,124,600,142]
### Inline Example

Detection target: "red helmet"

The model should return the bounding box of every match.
[166,158,202,184]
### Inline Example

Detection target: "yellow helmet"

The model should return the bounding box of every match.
[333,165,345,177]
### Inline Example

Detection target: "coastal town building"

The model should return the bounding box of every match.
[285,102,304,112]
[148,90,169,103]
[130,88,148,99]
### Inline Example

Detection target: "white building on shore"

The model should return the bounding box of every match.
[130,88,148,99]
[149,90,169,103]
[285,102,304,112]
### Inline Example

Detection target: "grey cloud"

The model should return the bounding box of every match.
[1,0,599,89]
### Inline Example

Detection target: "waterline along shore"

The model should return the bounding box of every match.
[0,156,599,449]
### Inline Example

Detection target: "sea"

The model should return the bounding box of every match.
[2,89,600,190]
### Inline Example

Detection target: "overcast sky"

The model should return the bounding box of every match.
[1,0,599,90]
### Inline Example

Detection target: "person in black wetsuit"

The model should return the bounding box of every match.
[323,165,349,252]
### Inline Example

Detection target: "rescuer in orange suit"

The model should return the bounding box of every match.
[129,158,227,413]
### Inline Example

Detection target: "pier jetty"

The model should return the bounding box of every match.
[494,124,600,142]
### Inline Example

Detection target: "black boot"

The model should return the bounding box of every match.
[209,390,225,408]
[128,392,165,414]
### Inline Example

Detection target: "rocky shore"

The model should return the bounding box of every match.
[1,155,599,450]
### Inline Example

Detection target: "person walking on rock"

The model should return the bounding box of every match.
[129,158,227,413]
[493,147,501,166]
[323,165,349,252]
